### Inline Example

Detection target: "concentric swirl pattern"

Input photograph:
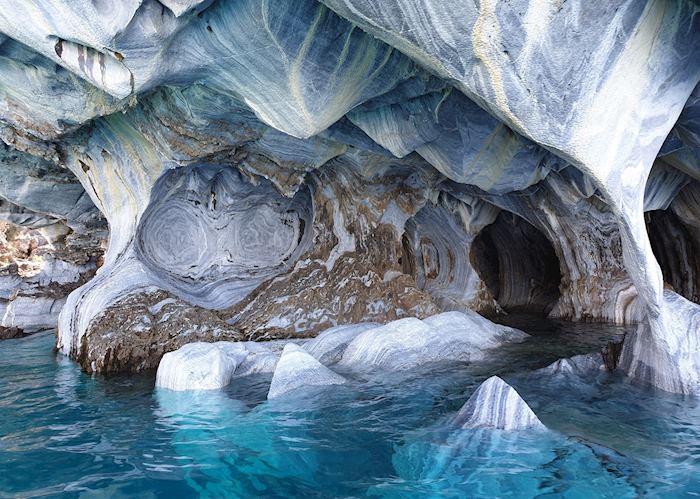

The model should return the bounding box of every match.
[136,164,312,309]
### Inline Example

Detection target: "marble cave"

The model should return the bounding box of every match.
[1,1,700,496]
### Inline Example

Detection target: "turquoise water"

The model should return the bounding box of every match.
[2,319,700,498]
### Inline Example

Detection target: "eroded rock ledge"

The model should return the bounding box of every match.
[0,0,697,396]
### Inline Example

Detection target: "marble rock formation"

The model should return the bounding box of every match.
[0,145,105,337]
[337,311,527,371]
[156,341,249,391]
[155,309,527,392]
[0,0,697,397]
[267,344,347,399]
[539,354,605,378]
[454,376,546,431]
[155,338,305,391]
[233,340,295,378]
[302,323,380,365]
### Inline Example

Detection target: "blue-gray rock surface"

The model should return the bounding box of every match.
[0,0,695,398]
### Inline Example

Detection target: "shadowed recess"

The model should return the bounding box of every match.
[646,209,700,304]
[471,212,561,315]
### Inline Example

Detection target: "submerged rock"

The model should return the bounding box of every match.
[454,376,546,431]
[0,325,25,339]
[156,338,306,390]
[538,353,605,378]
[267,344,347,399]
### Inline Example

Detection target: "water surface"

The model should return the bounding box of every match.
[1,318,699,497]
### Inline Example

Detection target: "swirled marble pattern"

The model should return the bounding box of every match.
[0,0,697,396]
[137,164,312,309]
[402,194,498,314]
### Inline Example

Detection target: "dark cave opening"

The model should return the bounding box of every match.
[471,211,562,315]
[646,209,700,304]
[400,232,416,277]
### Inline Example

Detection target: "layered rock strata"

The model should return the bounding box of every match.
[454,376,546,431]
[0,0,696,396]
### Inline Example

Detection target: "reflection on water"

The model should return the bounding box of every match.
[1,318,699,497]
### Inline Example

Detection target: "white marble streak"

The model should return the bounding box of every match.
[454,376,546,431]
[337,311,527,371]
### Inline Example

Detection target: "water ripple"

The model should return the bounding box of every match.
[1,323,700,497]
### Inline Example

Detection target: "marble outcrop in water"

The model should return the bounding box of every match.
[454,376,546,431]
[267,344,347,399]
[155,310,525,391]
[0,0,696,397]
[336,311,527,371]
[302,323,380,365]
[156,338,303,390]
[156,341,249,391]
[539,354,605,379]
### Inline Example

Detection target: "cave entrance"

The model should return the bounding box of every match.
[646,209,700,304]
[471,211,561,315]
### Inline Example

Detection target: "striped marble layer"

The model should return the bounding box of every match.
[0,0,416,139]
[454,376,545,431]
[303,323,380,365]
[156,342,249,391]
[337,311,527,371]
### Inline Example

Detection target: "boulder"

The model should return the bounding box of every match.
[155,342,248,391]
[267,344,347,399]
[338,311,527,371]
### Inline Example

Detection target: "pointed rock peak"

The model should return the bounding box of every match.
[539,353,604,377]
[454,376,546,431]
[267,343,347,399]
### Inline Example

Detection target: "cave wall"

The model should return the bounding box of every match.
[0,144,106,337]
[402,194,499,315]
[449,167,644,324]
[646,178,700,305]
[0,0,698,394]
[647,209,700,304]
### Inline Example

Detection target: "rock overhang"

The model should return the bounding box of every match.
[0,0,696,395]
